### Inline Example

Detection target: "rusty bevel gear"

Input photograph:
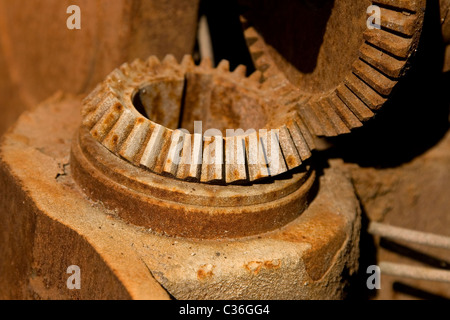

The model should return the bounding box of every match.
[243,0,426,137]
[75,0,426,239]
[82,54,317,185]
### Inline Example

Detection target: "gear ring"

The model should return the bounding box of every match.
[243,0,426,137]
[82,55,317,184]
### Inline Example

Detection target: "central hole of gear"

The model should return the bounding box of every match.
[132,74,272,134]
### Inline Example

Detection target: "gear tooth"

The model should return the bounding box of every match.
[130,58,144,68]
[82,84,106,115]
[102,110,136,153]
[129,58,147,77]
[345,73,387,111]
[224,135,247,184]
[310,102,339,137]
[105,69,129,90]
[119,117,151,164]
[90,102,125,142]
[162,130,185,177]
[336,84,374,121]
[140,124,168,172]
[278,126,302,170]
[181,54,195,69]
[176,133,203,181]
[363,28,413,59]
[352,59,397,97]
[232,65,247,77]
[328,93,363,130]
[139,124,163,170]
[245,131,270,182]
[267,129,288,176]
[175,133,193,180]
[359,43,406,78]
[286,120,312,161]
[298,103,328,137]
[318,99,351,135]
[217,59,230,72]
[152,129,174,174]
[200,135,224,183]
[162,54,178,66]
[379,7,419,37]
[248,70,262,82]
[200,56,213,69]
[244,27,259,41]
[188,133,203,181]
[119,62,133,77]
[83,91,119,129]
[293,113,316,150]
[146,55,161,70]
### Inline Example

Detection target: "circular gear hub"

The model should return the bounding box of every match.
[72,55,317,239]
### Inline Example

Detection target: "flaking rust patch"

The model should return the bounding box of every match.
[197,264,215,280]
[244,259,282,275]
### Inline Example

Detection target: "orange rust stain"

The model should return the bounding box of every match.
[244,260,282,275]
[285,155,299,168]
[264,260,282,269]
[103,113,117,128]
[136,117,145,124]
[114,103,123,112]
[253,173,264,180]
[197,264,215,280]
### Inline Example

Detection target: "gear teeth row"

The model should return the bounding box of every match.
[378,7,420,37]
[359,44,406,78]
[352,59,397,96]
[82,55,315,185]
[336,85,375,121]
[243,0,425,138]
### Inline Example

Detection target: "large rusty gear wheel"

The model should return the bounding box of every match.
[74,0,427,239]
[242,0,426,137]
[82,55,316,184]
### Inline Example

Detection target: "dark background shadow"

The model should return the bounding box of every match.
[236,0,335,73]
